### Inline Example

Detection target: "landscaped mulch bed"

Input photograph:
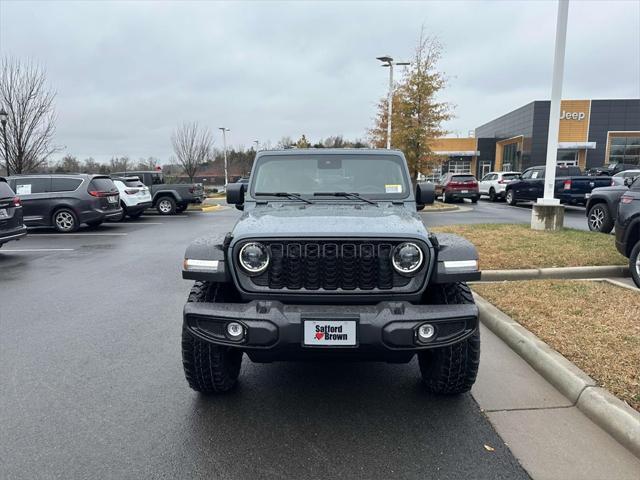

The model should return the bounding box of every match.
[431,224,626,270]
[473,280,640,411]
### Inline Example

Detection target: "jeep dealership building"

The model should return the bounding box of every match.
[432,99,640,178]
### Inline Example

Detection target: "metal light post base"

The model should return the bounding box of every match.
[531,198,564,231]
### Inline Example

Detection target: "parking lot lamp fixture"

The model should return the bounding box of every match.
[219,127,230,187]
[377,56,410,149]
[0,107,8,176]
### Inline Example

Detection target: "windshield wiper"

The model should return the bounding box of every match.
[254,192,314,204]
[313,192,378,206]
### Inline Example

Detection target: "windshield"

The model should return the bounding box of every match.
[251,154,409,198]
[502,173,520,180]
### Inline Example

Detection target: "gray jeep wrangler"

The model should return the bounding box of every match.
[181,149,481,394]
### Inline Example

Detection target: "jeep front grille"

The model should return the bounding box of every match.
[237,240,425,291]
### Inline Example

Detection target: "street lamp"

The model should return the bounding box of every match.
[532,0,569,231]
[253,140,259,151]
[0,107,8,176]
[377,56,410,149]
[219,127,230,187]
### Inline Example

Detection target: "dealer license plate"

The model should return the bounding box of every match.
[107,195,118,203]
[461,190,468,193]
[303,320,357,346]
[0,209,8,218]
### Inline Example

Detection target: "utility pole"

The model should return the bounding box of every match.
[376,56,410,149]
[219,127,230,187]
[0,108,9,176]
[532,0,569,231]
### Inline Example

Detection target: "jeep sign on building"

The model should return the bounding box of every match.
[431,99,639,176]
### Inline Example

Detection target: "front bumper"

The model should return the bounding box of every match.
[184,300,478,362]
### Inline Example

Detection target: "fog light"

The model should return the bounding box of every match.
[417,323,435,342]
[226,322,244,340]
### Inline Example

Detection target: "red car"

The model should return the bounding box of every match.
[436,173,480,203]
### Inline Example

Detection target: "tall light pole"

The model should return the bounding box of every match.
[253,140,259,151]
[219,127,230,187]
[377,56,410,149]
[0,107,8,176]
[532,0,569,231]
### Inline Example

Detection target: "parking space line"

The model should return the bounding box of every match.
[120,222,163,225]
[31,233,128,237]
[1,248,75,252]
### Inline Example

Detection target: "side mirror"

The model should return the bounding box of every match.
[226,182,245,206]
[416,182,435,205]
[624,177,635,187]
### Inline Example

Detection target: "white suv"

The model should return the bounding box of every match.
[112,176,153,220]
[479,171,521,201]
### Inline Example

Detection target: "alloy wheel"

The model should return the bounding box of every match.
[55,211,75,231]
[506,191,513,204]
[159,200,172,213]
[589,207,605,231]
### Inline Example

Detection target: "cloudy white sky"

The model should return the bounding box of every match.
[1,0,639,163]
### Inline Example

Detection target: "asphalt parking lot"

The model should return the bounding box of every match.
[424,197,591,231]
[0,209,530,480]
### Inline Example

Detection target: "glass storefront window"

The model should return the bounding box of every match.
[447,159,471,174]
[557,149,578,166]
[608,135,640,166]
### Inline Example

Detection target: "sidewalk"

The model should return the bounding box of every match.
[473,324,640,479]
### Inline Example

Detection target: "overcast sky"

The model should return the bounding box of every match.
[1,0,639,163]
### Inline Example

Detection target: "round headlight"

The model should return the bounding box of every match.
[239,242,270,274]
[392,242,423,274]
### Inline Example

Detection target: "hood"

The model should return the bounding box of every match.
[232,204,427,239]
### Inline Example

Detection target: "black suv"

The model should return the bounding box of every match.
[0,177,27,248]
[615,176,640,288]
[7,174,122,232]
[180,149,481,394]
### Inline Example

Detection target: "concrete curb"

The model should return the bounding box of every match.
[422,205,460,213]
[188,205,227,212]
[481,265,630,281]
[474,293,640,458]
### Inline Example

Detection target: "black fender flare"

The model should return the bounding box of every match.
[154,190,183,204]
[182,234,231,282]
[430,233,481,283]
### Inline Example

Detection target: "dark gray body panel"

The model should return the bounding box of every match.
[114,171,206,207]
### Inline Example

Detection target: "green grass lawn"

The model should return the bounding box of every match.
[431,224,626,270]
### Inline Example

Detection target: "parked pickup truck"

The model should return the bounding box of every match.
[113,170,205,215]
[504,166,612,206]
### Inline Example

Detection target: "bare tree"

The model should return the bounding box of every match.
[171,122,213,182]
[0,57,60,174]
[136,156,159,171]
[109,156,131,172]
[55,154,80,172]
[81,157,100,174]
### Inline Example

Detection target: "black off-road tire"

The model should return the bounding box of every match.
[182,281,243,394]
[418,282,480,394]
[629,240,640,289]
[587,203,614,234]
